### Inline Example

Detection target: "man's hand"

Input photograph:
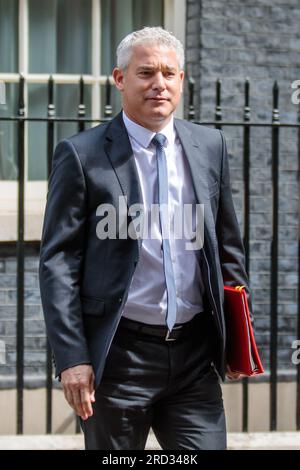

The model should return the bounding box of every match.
[226,364,243,381]
[61,364,95,420]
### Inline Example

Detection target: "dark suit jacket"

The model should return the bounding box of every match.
[39,112,252,387]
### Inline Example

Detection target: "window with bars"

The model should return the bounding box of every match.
[0,0,186,241]
[0,0,164,181]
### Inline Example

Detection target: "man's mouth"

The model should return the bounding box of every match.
[147,97,169,101]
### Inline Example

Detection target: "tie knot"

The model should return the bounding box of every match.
[152,133,167,148]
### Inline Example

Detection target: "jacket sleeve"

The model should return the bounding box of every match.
[39,139,91,377]
[216,130,254,322]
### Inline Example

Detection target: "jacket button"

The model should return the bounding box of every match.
[118,298,122,302]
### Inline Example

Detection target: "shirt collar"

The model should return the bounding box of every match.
[122,110,175,149]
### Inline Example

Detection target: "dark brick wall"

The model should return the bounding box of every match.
[0,256,46,388]
[186,0,300,372]
[186,0,300,121]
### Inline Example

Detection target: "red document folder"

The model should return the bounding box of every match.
[224,285,264,376]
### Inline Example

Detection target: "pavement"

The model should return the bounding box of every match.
[0,432,299,450]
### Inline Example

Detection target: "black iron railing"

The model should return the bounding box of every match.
[0,74,299,434]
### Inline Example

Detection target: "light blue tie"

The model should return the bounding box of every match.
[152,133,177,332]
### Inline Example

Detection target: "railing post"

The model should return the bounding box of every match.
[215,78,222,129]
[76,75,86,433]
[242,78,251,432]
[46,75,55,434]
[16,74,25,434]
[104,77,112,119]
[47,76,55,176]
[188,77,195,121]
[297,85,300,431]
[78,76,86,133]
[243,78,251,272]
[270,81,280,431]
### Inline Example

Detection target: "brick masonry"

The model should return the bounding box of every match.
[0,256,47,388]
[186,0,300,372]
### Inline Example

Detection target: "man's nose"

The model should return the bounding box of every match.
[152,72,166,92]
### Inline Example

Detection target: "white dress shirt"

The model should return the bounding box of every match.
[122,111,205,325]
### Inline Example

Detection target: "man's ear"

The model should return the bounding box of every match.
[179,70,184,94]
[113,67,125,92]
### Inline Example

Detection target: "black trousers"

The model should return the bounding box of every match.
[81,312,226,450]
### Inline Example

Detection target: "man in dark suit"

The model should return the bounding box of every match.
[39,26,252,450]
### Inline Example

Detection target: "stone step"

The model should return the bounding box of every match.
[0,432,299,450]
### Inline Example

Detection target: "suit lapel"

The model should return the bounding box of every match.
[104,113,144,249]
[104,112,143,209]
[175,119,223,319]
[174,119,217,250]
[174,119,209,205]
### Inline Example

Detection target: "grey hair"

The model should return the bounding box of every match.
[116,26,185,70]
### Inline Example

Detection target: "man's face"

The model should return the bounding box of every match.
[113,44,184,131]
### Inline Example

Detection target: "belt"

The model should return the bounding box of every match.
[118,314,203,342]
